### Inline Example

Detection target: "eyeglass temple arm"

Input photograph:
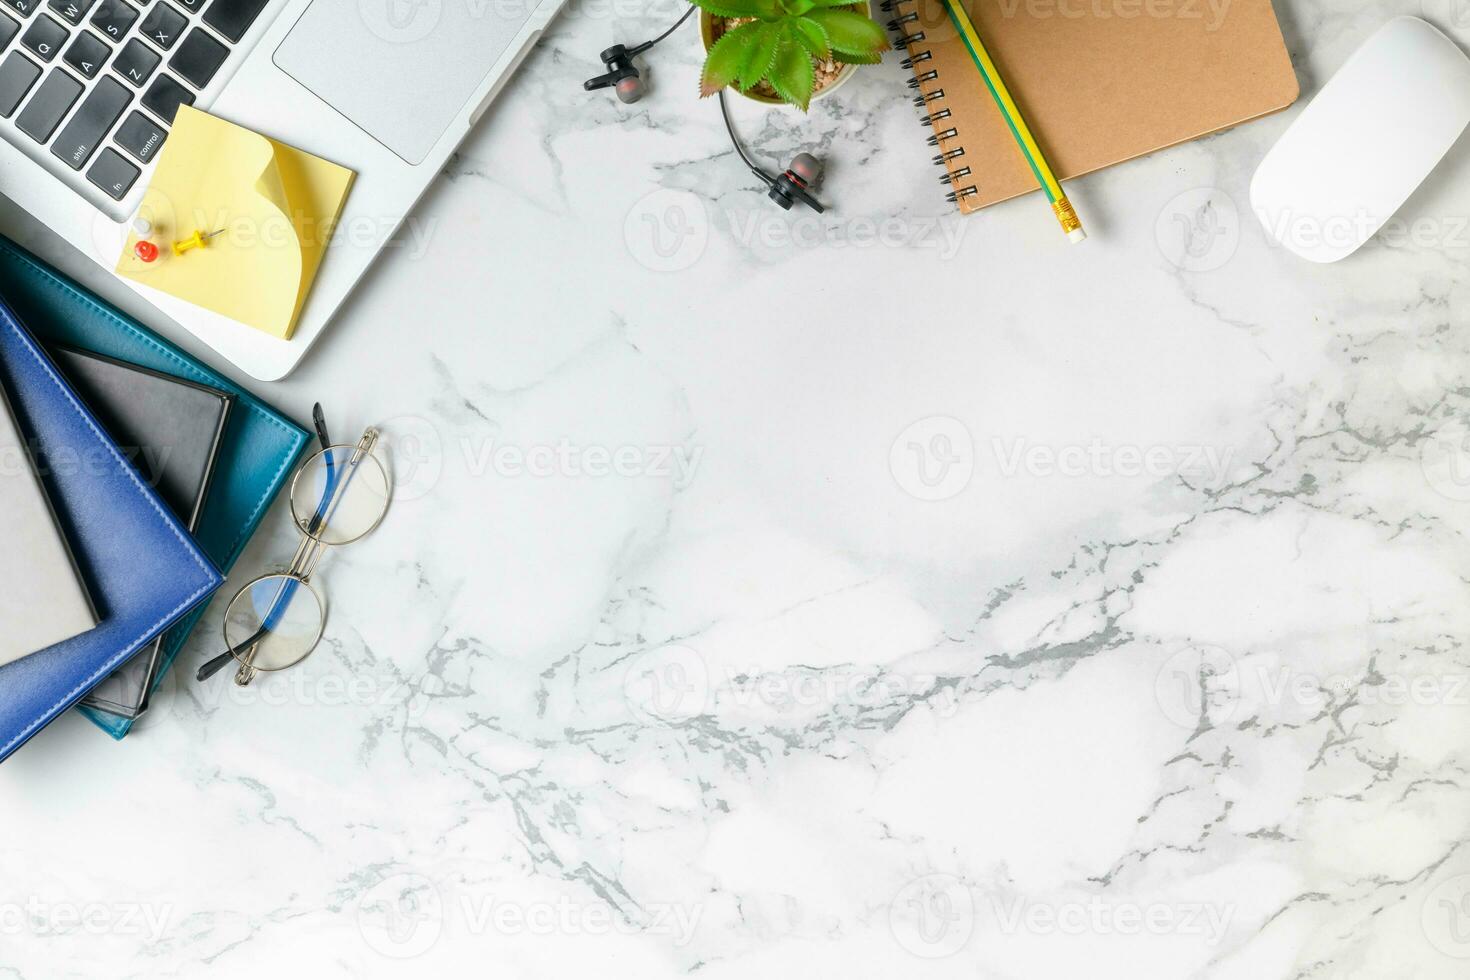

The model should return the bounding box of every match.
[312,402,331,453]
[197,410,341,683]
[197,646,247,681]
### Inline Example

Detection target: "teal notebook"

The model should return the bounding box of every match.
[0,235,311,740]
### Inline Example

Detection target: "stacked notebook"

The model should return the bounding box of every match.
[0,376,97,665]
[0,235,312,762]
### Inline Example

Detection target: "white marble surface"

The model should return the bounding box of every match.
[4,0,1470,976]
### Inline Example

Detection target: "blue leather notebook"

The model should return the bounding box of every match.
[0,299,223,764]
[0,235,311,740]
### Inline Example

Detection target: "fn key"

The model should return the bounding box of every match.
[87,147,139,200]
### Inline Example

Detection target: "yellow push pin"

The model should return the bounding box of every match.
[172,228,223,256]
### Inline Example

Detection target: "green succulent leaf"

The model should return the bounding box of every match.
[832,48,883,64]
[765,38,815,110]
[689,0,767,18]
[806,8,888,56]
[778,0,815,14]
[808,0,863,6]
[737,21,784,90]
[791,16,830,58]
[701,21,765,96]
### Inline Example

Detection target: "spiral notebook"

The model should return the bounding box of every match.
[888,0,1299,210]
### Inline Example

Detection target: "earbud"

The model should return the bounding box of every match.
[789,153,820,183]
[584,44,645,103]
[582,9,836,213]
[615,75,644,104]
[766,153,825,212]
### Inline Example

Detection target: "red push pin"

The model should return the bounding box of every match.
[131,215,159,263]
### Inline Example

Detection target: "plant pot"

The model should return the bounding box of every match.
[700,11,859,106]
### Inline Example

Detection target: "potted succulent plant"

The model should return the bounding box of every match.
[695,0,889,110]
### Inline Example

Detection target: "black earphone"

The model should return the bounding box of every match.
[583,6,828,213]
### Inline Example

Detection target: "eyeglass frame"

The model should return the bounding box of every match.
[196,407,389,686]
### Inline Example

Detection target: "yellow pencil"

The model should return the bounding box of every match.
[938,0,1086,243]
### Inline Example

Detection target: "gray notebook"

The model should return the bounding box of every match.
[0,376,97,665]
[49,347,233,718]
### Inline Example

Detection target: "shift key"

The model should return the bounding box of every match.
[16,68,82,143]
[50,76,130,169]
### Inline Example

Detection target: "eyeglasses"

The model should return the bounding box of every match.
[197,406,391,687]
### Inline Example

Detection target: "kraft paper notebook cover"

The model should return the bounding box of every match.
[0,234,312,741]
[0,298,224,765]
[890,0,1300,210]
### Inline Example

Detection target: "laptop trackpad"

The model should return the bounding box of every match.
[273,0,541,165]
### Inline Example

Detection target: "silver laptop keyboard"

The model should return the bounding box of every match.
[0,0,271,212]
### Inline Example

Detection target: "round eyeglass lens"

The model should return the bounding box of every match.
[289,445,391,546]
[224,574,324,672]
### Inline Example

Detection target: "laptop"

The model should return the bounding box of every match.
[0,0,563,379]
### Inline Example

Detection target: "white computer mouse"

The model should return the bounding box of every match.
[1251,16,1470,263]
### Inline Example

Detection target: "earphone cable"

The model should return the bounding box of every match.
[633,4,697,54]
[718,90,776,186]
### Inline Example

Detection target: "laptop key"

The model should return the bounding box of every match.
[47,0,96,25]
[89,0,137,40]
[1,0,37,18]
[0,50,40,116]
[86,145,138,199]
[0,12,19,49]
[19,13,64,60]
[15,67,81,141]
[113,108,163,161]
[62,29,108,77]
[140,70,189,121]
[50,74,129,168]
[169,27,224,88]
[111,36,156,84]
[201,0,267,43]
[137,1,182,49]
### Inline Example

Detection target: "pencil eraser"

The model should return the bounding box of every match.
[1067,228,1087,244]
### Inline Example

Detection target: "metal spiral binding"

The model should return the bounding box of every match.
[885,0,978,207]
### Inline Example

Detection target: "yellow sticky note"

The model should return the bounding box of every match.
[116,106,355,339]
